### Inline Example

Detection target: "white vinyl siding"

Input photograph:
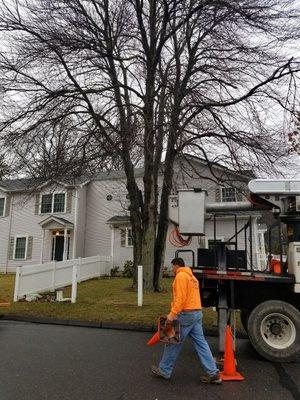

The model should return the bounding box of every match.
[40,193,66,214]
[221,187,237,202]
[73,187,87,259]
[0,197,5,216]
[84,179,134,265]
[14,236,27,260]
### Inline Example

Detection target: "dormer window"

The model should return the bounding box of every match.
[40,193,66,214]
[0,197,5,217]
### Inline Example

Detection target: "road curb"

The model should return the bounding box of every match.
[0,314,248,338]
[0,314,156,333]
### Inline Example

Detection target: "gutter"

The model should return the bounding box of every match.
[5,194,13,274]
[72,188,79,259]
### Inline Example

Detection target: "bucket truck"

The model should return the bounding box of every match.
[169,179,300,362]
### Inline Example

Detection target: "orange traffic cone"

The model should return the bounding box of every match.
[220,325,244,381]
[147,331,160,346]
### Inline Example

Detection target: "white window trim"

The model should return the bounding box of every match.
[0,196,6,218]
[220,186,237,202]
[126,228,133,247]
[39,192,67,214]
[13,235,28,261]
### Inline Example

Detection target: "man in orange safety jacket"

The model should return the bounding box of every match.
[151,257,221,384]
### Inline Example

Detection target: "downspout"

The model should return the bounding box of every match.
[72,188,78,259]
[40,229,45,263]
[5,194,13,274]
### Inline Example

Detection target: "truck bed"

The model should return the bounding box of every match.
[194,268,295,283]
[193,269,299,310]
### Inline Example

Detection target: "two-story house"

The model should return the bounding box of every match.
[0,156,262,273]
[0,177,89,273]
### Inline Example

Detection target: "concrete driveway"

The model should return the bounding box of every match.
[0,320,299,400]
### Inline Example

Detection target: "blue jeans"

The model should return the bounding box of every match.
[158,310,218,378]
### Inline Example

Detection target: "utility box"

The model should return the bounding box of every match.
[178,189,207,235]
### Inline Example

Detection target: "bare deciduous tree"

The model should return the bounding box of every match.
[0,0,299,289]
[0,154,9,179]
[288,111,300,154]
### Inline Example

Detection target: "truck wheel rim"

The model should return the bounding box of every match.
[260,313,296,350]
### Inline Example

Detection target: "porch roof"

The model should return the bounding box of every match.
[39,215,74,229]
[106,215,130,225]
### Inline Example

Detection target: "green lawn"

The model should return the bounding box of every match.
[0,274,240,331]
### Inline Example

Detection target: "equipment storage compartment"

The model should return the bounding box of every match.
[178,189,206,235]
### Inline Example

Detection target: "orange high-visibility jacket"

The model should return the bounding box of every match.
[169,267,202,318]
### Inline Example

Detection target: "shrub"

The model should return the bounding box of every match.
[122,260,135,278]
[110,266,120,277]
[163,266,172,278]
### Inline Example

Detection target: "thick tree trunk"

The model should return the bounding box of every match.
[154,149,176,291]
[130,211,143,287]
[126,165,158,290]
[141,168,158,290]
[141,215,156,290]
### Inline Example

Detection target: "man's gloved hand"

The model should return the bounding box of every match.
[166,313,174,325]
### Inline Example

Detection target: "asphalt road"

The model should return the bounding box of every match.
[0,320,299,400]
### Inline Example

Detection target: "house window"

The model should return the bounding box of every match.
[126,228,133,247]
[221,187,237,202]
[0,197,5,217]
[41,194,52,213]
[53,193,66,213]
[41,193,66,214]
[14,237,27,260]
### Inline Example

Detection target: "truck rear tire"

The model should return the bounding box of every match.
[247,300,300,362]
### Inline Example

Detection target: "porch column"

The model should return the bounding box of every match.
[63,227,68,260]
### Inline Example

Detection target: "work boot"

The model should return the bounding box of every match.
[151,365,170,380]
[200,372,222,384]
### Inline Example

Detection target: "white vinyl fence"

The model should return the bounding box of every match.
[14,255,112,303]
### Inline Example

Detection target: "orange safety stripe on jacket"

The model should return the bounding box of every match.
[169,267,202,318]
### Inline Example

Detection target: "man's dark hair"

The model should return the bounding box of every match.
[171,257,185,267]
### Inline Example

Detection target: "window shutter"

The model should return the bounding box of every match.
[66,190,73,213]
[5,196,11,217]
[8,237,14,260]
[35,194,40,215]
[215,187,221,202]
[26,236,33,260]
[121,229,126,247]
